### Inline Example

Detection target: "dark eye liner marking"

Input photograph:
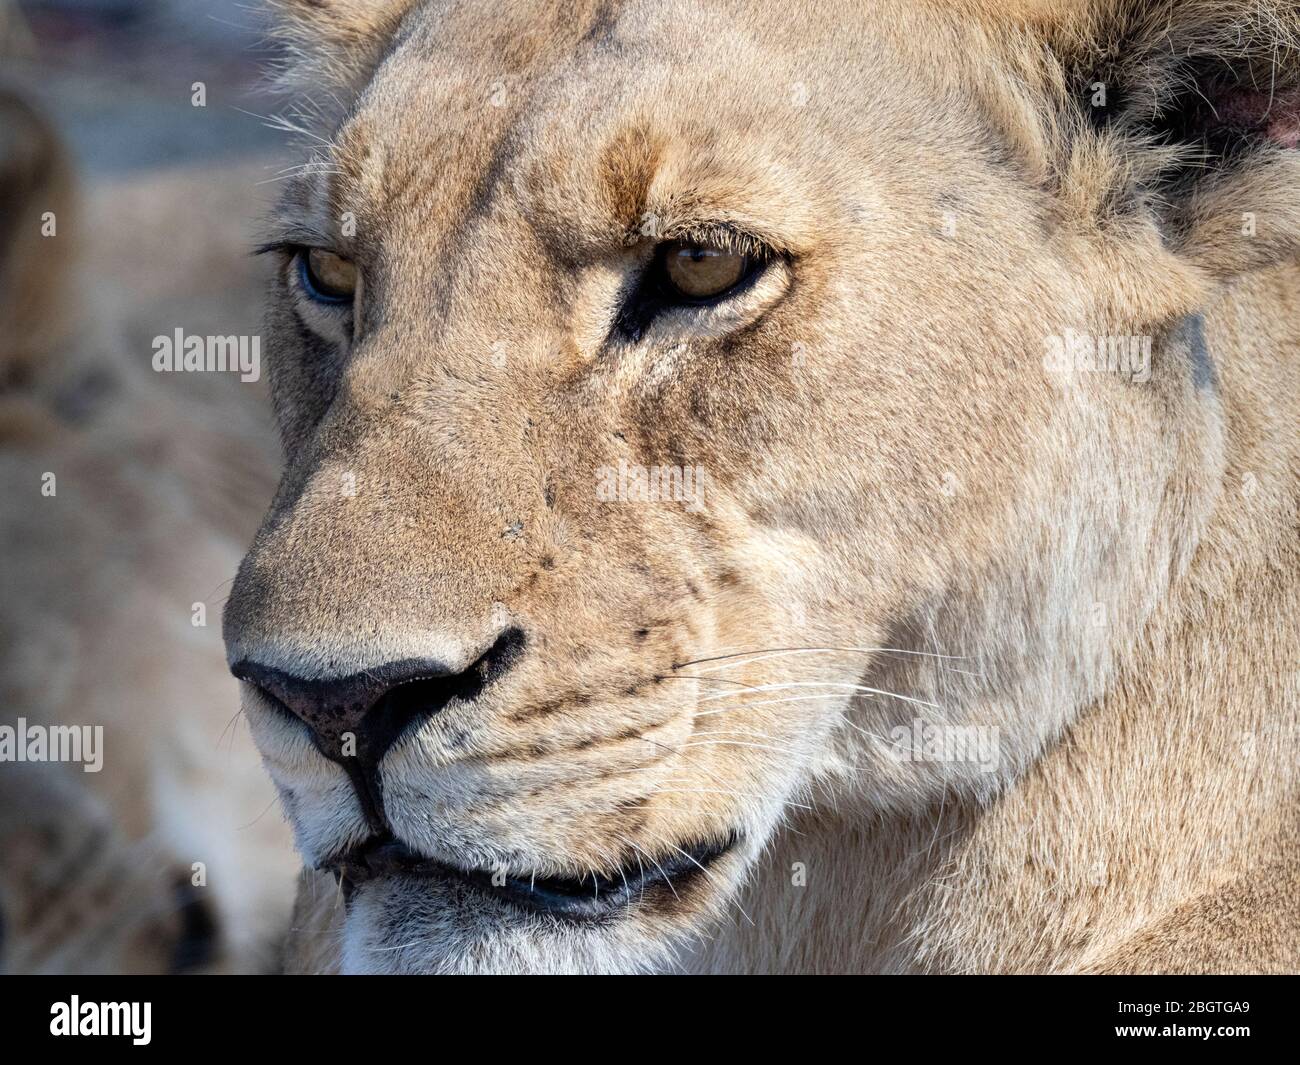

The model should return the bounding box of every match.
[612,243,769,343]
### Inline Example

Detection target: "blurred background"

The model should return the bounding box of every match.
[0,0,304,972]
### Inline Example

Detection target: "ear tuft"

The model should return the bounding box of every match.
[1030,1,1300,281]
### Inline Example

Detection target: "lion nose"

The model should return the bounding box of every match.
[230,627,526,767]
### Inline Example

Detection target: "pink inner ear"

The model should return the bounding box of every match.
[1214,88,1300,148]
[1267,107,1300,149]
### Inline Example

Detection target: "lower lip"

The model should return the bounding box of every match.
[338,836,736,922]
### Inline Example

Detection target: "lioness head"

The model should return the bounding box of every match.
[224,0,1300,972]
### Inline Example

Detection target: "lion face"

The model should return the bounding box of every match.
[224,0,1294,972]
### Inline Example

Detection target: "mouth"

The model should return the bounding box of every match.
[326,833,738,922]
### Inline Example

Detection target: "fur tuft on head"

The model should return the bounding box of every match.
[264,0,423,122]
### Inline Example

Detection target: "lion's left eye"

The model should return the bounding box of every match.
[659,241,751,301]
[297,248,357,304]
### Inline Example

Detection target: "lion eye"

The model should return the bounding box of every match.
[661,241,749,300]
[298,248,357,304]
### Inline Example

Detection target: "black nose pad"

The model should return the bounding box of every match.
[230,628,525,829]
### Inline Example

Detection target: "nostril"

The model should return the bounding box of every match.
[462,624,527,692]
[230,626,527,767]
[379,676,461,731]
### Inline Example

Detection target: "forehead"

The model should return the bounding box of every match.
[283,0,942,261]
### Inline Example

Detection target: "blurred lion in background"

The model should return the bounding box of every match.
[0,70,297,971]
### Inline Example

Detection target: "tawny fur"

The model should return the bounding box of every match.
[0,99,298,972]
[226,0,1299,973]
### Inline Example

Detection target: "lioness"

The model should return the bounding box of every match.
[0,87,297,971]
[225,0,1300,974]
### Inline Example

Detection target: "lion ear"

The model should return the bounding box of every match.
[268,0,421,101]
[1042,0,1300,282]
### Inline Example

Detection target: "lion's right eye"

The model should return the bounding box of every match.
[297,248,357,304]
[659,241,752,302]
[613,232,777,342]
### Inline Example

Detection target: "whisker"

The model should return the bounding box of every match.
[676,739,802,756]
[616,826,757,931]
[696,680,942,711]
[690,727,782,740]
[648,787,813,812]
[662,674,769,691]
[237,794,282,830]
[233,106,334,146]
[610,833,680,903]
[688,692,847,717]
[636,736,748,794]
[657,837,755,926]
[676,644,972,670]
[841,718,904,745]
[217,707,246,752]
